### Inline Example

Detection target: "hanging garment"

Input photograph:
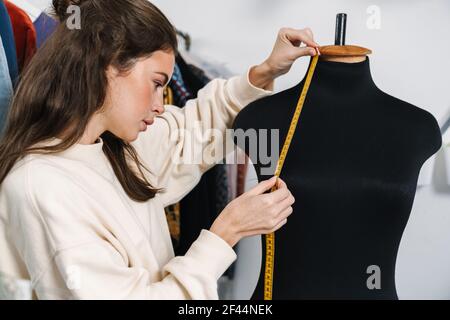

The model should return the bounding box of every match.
[5,0,37,72]
[178,47,235,80]
[163,85,181,248]
[236,155,249,197]
[33,12,57,48]
[0,0,18,84]
[176,55,231,214]
[170,63,192,107]
[215,159,229,216]
[5,0,41,21]
[0,34,13,133]
[226,162,238,200]
[170,54,235,279]
[181,51,249,201]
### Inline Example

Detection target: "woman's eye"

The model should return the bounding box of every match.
[154,81,164,89]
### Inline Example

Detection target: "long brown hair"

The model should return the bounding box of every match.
[0,0,178,202]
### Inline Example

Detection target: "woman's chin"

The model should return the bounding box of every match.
[118,130,140,143]
[129,132,140,142]
[109,126,143,142]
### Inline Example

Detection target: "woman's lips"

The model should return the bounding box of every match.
[140,119,154,131]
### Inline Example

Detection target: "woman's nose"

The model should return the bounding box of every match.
[152,103,165,115]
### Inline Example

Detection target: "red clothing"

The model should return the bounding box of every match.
[5,0,37,72]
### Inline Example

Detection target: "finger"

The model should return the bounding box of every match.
[269,177,286,192]
[270,177,285,192]
[240,216,289,237]
[269,218,288,233]
[303,27,319,47]
[303,28,315,43]
[246,176,277,196]
[245,217,289,235]
[283,27,319,48]
[303,30,320,56]
[276,178,287,190]
[262,184,291,203]
[273,194,295,215]
[293,46,318,59]
[277,205,294,221]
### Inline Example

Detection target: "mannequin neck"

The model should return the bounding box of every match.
[319,55,368,63]
[308,55,377,95]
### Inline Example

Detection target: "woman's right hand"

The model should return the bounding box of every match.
[210,176,295,247]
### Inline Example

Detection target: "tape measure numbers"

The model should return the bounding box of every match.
[263,54,319,300]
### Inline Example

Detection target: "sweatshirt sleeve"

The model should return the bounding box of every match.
[50,230,236,300]
[20,165,236,300]
[132,68,273,206]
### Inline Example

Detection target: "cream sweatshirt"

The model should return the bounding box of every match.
[0,69,272,300]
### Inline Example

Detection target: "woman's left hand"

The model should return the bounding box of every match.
[249,27,320,90]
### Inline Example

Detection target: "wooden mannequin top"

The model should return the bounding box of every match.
[319,44,372,63]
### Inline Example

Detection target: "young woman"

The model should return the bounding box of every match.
[0,0,319,299]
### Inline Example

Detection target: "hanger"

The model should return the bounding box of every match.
[319,13,372,63]
[176,29,191,51]
[441,108,450,135]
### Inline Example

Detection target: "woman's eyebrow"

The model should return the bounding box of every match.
[155,72,169,85]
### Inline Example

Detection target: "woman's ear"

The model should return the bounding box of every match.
[106,65,120,81]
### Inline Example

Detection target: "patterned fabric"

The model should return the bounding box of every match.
[169,63,192,107]
[215,162,229,214]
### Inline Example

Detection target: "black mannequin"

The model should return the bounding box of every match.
[232,56,442,299]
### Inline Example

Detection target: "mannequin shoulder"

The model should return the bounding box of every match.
[379,91,442,155]
[412,107,442,156]
[233,83,301,131]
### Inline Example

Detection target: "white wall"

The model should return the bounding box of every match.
[152,0,450,125]
[25,0,450,299]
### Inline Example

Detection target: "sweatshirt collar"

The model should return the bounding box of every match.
[39,136,107,164]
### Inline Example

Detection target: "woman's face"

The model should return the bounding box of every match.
[103,50,175,142]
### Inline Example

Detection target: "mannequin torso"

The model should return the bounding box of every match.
[233,57,442,299]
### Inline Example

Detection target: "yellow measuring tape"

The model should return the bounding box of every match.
[264,54,319,300]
